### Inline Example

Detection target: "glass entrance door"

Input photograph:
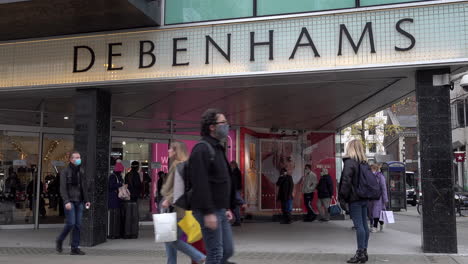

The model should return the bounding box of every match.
[39,133,74,225]
[111,137,169,222]
[0,131,39,226]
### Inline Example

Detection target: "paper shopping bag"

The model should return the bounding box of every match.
[380,210,395,224]
[178,211,202,243]
[153,212,177,243]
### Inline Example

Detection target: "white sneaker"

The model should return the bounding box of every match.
[370,227,378,233]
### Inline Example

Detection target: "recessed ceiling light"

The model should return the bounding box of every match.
[63,116,69,120]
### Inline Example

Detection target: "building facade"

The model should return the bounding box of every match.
[0,0,466,253]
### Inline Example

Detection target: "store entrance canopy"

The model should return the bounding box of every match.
[0,66,418,132]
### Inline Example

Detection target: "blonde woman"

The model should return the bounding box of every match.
[338,140,370,263]
[161,141,206,264]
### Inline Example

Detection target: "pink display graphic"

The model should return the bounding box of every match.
[150,131,237,213]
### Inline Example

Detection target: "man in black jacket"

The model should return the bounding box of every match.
[190,109,236,264]
[56,151,90,255]
[276,168,294,224]
[125,161,142,202]
[317,168,334,221]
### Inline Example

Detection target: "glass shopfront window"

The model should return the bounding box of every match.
[39,134,74,225]
[0,131,39,225]
[360,0,426,6]
[257,0,355,16]
[111,139,153,222]
[164,0,433,25]
[165,0,253,24]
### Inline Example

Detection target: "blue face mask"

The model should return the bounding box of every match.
[75,159,82,166]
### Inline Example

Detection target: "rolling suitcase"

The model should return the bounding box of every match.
[123,201,139,239]
[108,208,121,239]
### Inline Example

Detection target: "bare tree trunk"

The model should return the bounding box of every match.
[361,119,366,145]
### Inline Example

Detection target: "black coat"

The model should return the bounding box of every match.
[317,174,334,199]
[60,164,89,204]
[189,136,236,215]
[108,172,123,209]
[125,170,142,202]
[338,158,366,205]
[232,167,242,191]
[276,175,294,201]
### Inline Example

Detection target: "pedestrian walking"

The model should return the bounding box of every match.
[317,168,334,222]
[190,109,237,264]
[230,161,245,227]
[368,164,388,233]
[277,168,294,224]
[339,140,370,263]
[302,164,318,222]
[55,151,90,255]
[161,140,206,264]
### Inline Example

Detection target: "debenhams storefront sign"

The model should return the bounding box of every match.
[0,2,467,89]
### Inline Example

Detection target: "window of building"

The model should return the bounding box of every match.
[412,142,418,160]
[368,125,377,135]
[360,0,427,6]
[457,100,465,128]
[369,143,377,153]
[165,0,253,24]
[257,0,355,16]
[164,0,434,24]
[451,100,466,129]
[336,143,345,153]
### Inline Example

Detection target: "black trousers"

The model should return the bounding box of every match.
[303,193,316,216]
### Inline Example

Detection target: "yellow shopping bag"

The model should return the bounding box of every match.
[178,211,202,243]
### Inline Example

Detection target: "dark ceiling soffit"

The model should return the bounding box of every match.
[128,0,161,25]
[316,78,403,131]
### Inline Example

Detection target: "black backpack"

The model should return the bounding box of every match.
[174,140,215,210]
[355,163,382,200]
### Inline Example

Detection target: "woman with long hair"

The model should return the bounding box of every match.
[161,141,206,264]
[368,164,388,233]
[339,139,370,263]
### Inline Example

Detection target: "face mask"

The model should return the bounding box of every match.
[75,159,82,166]
[215,124,230,139]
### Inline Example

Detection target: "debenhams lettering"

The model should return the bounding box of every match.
[72,18,415,73]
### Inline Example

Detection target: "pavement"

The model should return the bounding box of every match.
[1,207,468,264]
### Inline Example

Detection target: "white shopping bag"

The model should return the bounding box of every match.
[380,210,395,224]
[153,212,177,243]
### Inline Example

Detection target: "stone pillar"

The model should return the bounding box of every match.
[74,89,111,247]
[416,69,457,253]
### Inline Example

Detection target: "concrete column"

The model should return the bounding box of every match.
[74,89,112,247]
[416,69,457,253]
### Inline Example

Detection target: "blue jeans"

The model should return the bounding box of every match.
[349,200,370,250]
[57,201,83,249]
[165,227,205,264]
[194,209,234,264]
[233,191,244,224]
[281,199,293,214]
